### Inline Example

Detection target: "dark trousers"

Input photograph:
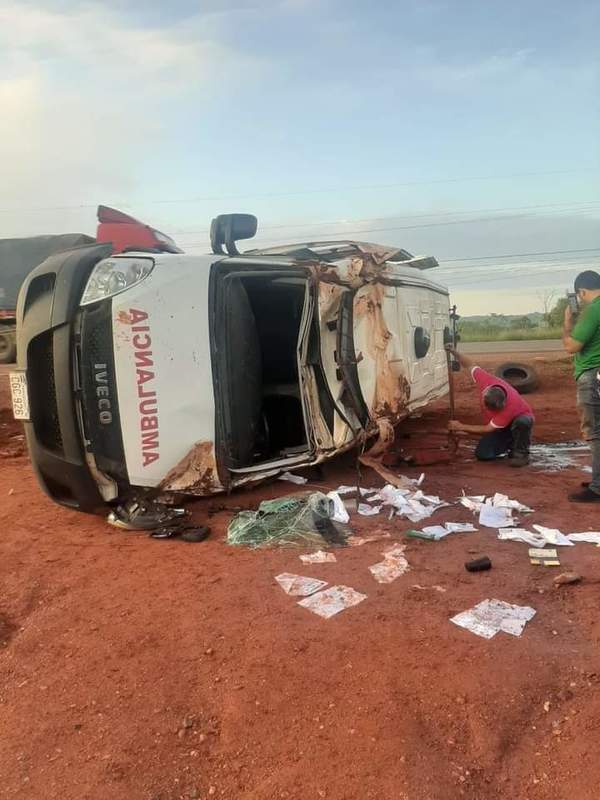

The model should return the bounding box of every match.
[476,414,533,461]
[576,368,600,494]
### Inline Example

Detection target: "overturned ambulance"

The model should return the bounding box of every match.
[13,213,452,516]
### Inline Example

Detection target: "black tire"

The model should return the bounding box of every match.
[495,361,539,394]
[0,331,16,364]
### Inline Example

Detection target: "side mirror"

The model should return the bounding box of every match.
[210,214,258,256]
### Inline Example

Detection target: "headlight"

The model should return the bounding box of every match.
[80,257,154,306]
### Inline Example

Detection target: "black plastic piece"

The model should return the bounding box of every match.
[465,556,492,572]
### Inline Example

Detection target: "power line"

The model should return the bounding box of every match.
[0,166,597,214]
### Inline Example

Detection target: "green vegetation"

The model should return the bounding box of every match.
[457,298,565,342]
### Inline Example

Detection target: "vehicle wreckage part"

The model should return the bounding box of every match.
[80,257,155,306]
[107,499,188,531]
[495,362,539,394]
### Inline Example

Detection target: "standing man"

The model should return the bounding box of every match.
[562,270,600,502]
[445,347,534,466]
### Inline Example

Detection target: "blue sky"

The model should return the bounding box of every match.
[1,0,599,312]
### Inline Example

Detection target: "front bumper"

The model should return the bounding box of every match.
[16,243,114,512]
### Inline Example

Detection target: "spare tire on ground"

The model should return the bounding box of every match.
[495,362,539,394]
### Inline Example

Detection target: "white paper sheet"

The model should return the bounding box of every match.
[498,528,547,547]
[491,493,534,513]
[299,551,337,564]
[568,532,600,544]
[326,491,350,524]
[532,524,574,547]
[298,585,367,618]
[450,599,536,639]
[369,545,410,583]
[275,573,328,596]
[460,495,485,512]
[358,503,383,516]
[478,504,515,528]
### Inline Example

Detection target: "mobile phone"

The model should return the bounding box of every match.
[566,291,580,317]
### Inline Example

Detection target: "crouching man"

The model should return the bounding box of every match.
[445,347,534,466]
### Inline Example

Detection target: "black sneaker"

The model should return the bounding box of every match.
[568,487,600,503]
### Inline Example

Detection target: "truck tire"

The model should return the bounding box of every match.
[495,362,539,394]
[0,330,16,364]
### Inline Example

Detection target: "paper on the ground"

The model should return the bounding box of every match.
[299,550,337,564]
[568,532,600,544]
[278,471,308,485]
[445,522,478,533]
[498,528,547,547]
[479,504,515,528]
[275,573,328,597]
[326,491,350,524]
[421,525,449,540]
[335,485,371,496]
[298,585,367,618]
[460,495,486,512]
[450,599,536,639]
[529,547,559,565]
[358,503,383,516]
[491,493,534,513]
[532,524,574,547]
[369,545,410,583]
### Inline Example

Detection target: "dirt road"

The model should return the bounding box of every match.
[1,353,599,800]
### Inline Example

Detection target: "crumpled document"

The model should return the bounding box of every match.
[358,503,383,516]
[299,551,337,564]
[532,524,574,547]
[479,504,515,529]
[278,471,308,485]
[497,528,547,547]
[369,545,410,584]
[567,532,600,545]
[298,585,367,618]
[459,494,486,512]
[421,522,478,540]
[491,493,534,513]
[450,599,536,639]
[275,573,328,597]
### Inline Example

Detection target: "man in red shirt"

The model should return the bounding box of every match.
[446,347,534,467]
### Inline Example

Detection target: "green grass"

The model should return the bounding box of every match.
[458,327,562,342]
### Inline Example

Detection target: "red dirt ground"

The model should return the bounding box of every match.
[1,353,599,800]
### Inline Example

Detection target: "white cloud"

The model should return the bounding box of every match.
[0,1,262,235]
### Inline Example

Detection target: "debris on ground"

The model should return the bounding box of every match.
[227,492,350,548]
[532,524,574,547]
[299,551,337,564]
[554,572,582,586]
[460,494,486,512]
[327,490,350,524]
[412,584,447,593]
[275,573,328,596]
[490,493,534,513]
[568,532,600,544]
[497,528,547,547]
[151,525,211,542]
[420,522,478,540]
[450,599,536,639]
[529,547,560,566]
[369,545,410,584]
[297,585,367,618]
[479,504,515,529]
[278,471,308,485]
[465,556,492,572]
[357,503,383,516]
[108,501,188,531]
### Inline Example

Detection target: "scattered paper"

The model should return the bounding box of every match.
[460,494,485,512]
[326,491,350,524]
[479,504,515,529]
[498,528,547,547]
[299,551,337,564]
[275,573,328,596]
[358,503,382,516]
[298,585,367,618]
[444,522,478,533]
[369,545,410,584]
[491,493,534,513]
[568,532,600,544]
[336,485,371,496]
[532,524,574,547]
[278,471,308,485]
[529,548,560,566]
[450,599,536,639]
[421,525,449,540]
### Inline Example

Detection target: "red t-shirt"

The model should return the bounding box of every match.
[471,366,534,429]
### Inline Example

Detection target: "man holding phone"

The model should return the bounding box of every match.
[563,270,600,502]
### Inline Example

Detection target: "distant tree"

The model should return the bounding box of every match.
[537,288,558,318]
[511,315,535,329]
[546,296,568,328]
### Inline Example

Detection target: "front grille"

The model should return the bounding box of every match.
[28,332,63,452]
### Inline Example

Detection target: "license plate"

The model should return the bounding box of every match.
[9,371,30,421]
